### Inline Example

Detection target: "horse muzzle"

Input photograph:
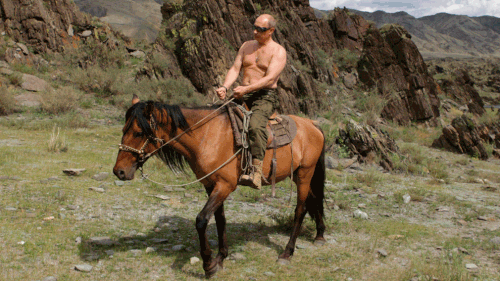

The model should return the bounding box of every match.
[113,165,136,181]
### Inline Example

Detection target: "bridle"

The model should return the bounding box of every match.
[118,135,164,164]
[118,97,236,165]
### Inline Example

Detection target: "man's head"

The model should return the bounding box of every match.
[253,14,276,43]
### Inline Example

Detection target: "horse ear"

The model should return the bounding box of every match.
[132,94,140,105]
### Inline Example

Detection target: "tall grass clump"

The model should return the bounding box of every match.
[0,85,18,115]
[48,125,68,153]
[40,86,78,115]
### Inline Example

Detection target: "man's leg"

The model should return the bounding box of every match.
[240,95,275,189]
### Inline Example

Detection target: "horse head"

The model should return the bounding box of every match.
[113,95,164,180]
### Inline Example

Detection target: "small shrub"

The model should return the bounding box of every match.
[41,87,78,115]
[48,125,68,153]
[0,85,18,115]
[8,72,23,86]
[332,48,359,70]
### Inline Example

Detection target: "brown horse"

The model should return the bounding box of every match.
[113,96,326,278]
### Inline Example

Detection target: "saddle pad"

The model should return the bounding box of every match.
[226,103,297,148]
[266,115,297,149]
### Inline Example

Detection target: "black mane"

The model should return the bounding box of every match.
[125,101,191,174]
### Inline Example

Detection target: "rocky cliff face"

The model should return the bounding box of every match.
[152,0,440,122]
[0,0,90,53]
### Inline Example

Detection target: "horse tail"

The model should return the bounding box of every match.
[306,130,325,221]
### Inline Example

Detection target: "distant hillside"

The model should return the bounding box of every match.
[74,0,163,42]
[317,9,500,59]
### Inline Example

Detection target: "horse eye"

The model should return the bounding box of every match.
[133,132,144,138]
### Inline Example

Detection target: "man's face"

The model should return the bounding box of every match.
[253,17,272,42]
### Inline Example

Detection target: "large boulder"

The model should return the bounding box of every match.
[336,119,400,170]
[432,115,488,160]
[438,69,485,116]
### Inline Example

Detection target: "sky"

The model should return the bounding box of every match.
[309,0,500,18]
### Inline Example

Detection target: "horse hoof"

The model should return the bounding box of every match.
[205,263,219,279]
[314,239,326,246]
[277,258,291,265]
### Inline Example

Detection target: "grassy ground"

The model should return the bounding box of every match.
[1,114,500,281]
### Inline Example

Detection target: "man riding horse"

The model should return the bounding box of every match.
[216,14,287,190]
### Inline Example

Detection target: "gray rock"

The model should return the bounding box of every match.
[146,247,156,253]
[80,30,92,37]
[325,156,338,169]
[16,43,29,55]
[14,93,42,107]
[0,60,9,68]
[75,237,82,244]
[105,250,114,256]
[63,168,86,176]
[114,180,125,186]
[171,245,185,251]
[353,209,368,219]
[0,67,13,75]
[75,264,93,272]
[264,272,275,277]
[229,253,246,260]
[129,50,146,58]
[150,238,168,244]
[403,194,411,204]
[42,276,57,281]
[89,186,105,193]
[465,263,478,269]
[67,25,74,37]
[89,237,115,246]
[343,73,357,89]
[190,257,200,264]
[377,249,388,257]
[67,205,78,210]
[21,74,49,92]
[92,172,109,181]
[5,207,17,211]
[490,237,500,244]
[130,249,142,256]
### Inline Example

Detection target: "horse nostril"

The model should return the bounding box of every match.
[114,168,125,179]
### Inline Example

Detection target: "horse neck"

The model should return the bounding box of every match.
[160,107,228,157]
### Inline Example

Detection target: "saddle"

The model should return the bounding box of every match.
[227,103,297,192]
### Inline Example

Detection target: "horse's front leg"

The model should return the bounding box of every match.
[196,183,231,278]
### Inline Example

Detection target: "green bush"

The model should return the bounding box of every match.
[0,85,18,115]
[41,86,78,115]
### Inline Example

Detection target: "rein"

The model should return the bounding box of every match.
[118,98,238,187]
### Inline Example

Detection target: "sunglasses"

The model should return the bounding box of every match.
[253,25,271,33]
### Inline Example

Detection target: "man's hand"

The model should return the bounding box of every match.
[216,87,227,100]
[233,86,250,99]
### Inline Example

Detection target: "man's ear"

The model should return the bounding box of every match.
[132,94,140,105]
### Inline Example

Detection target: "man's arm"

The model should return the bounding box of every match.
[216,42,247,100]
[233,46,287,98]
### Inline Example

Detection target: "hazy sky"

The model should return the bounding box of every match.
[309,0,500,18]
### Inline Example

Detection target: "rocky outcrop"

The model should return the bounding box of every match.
[438,69,485,115]
[336,119,399,170]
[358,24,441,125]
[432,115,488,160]
[151,2,441,122]
[0,0,91,53]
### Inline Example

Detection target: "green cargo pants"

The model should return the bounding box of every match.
[243,88,279,161]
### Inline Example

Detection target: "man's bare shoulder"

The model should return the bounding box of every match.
[241,40,258,50]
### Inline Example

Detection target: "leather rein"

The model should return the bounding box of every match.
[118,98,238,186]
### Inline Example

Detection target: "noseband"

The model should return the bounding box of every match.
[118,136,164,163]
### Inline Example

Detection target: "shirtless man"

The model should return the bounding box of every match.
[216,14,287,189]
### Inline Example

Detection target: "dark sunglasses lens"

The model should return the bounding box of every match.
[254,25,268,32]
